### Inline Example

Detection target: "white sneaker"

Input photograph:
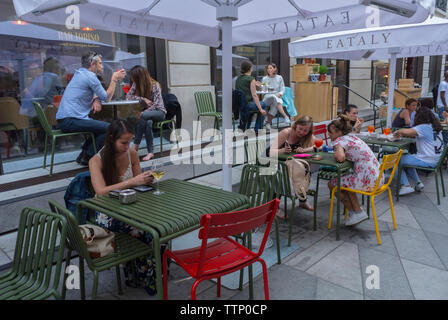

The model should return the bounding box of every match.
[399,185,415,196]
[265,123,272,130]
[415,181,424,192]
[345,210,368,227]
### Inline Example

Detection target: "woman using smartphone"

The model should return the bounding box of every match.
[89,120,161,296]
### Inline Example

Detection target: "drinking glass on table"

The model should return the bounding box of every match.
[383,127,391,136]
[368,125,375,134]
[150,162,165,195]
[314,138,324,150]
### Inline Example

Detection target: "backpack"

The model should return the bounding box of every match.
[285,157,311,201]
[64,171,94,224]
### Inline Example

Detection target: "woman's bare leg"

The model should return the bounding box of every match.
[346,192,361,212]
[276,102,288,118]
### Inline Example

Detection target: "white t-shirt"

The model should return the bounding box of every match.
[414,124,443,166]
[437,80,448,107]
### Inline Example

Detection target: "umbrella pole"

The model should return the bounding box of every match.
[217,5,238,192]
[387,52,398,128]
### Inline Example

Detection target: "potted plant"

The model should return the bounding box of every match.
[319,65,328,81]
[310,65,319,82]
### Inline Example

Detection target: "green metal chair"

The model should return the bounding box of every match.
[48,200,153,300]
[153,119,176,155]
[395,143,448,205]
[0,207,68,300]
[194,91,235,139]
[33,102,97,176]
[244,139,317,243]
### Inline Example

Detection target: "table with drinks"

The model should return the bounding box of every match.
[359,124,415,150]
[77,176,250,300]
[275,136,354,240]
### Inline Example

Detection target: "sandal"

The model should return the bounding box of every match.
[299,201,314,211]
[142,153,154,161]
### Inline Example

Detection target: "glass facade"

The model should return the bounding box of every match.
[0,19,153,174]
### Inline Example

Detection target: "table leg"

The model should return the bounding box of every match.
[113,105,118,120]
[153,235,164,300]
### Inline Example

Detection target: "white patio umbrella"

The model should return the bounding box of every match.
[13,0,434,190]
[289,16,448,127]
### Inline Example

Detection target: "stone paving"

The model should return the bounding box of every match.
[2,165,448,300]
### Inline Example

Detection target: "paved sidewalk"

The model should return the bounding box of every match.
[2,165,448,300]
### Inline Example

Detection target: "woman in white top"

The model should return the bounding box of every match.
[394,107,444,196]
[89,120,161,296]
[262,63,290,129]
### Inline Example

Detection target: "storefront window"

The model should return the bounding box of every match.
[0,20,153,174]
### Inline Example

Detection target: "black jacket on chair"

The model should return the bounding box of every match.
[233,90,249,131]
[162,93,182,129]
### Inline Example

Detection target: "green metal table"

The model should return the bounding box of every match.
[358,136,415,149]
[274,151,353,240]
[77,179,249,300]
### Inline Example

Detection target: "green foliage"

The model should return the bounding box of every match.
[319,65,328,75]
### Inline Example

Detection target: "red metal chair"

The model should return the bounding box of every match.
[313,124,329,145]
[162,198,280,300]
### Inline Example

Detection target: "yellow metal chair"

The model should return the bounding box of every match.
[328,149,403,245]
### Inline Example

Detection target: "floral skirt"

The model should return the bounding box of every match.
[95,212,166,296]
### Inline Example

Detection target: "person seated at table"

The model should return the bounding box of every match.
[269,115,316,212]
[235,60,267,131]
[56,51,125,165]
[126,65,166,161]
[89,119,161,295]
[392,98,418,128]
[394,107,443,196]
[327,115,383,226]
[343,104,364,133]
[261,63,290,129]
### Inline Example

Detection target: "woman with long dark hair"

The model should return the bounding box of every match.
[394,107,444,196]
[343,104,364,133]
[327,115,383,226]
[127,65,166,161]
[89,120,161,295]
[261,63,289,129]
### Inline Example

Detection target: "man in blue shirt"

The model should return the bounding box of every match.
[56,51,125,165]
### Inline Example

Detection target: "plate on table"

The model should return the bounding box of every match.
[293,154,312,158]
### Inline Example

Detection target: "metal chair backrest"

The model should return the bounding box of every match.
[48,200,94,269]
[313,124,328,145]
[239,164,278,208]
[197,199,280,276]
[33,102,53,136]
[435,141,448,168]
[244,139,267,165]
[0,207,67,300]
[374,149,403,192]
[194,91,216,114]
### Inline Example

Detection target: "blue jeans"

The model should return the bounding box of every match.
[248,101,267,131]
[134,109,166,153]
[399,154,434,186]
[57,117,109,157]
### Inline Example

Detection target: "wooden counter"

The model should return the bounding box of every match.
[293,81,336,122]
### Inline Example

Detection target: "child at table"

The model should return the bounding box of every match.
[327,115,383,226]
[394,107,443,196]
[89,119,160,296]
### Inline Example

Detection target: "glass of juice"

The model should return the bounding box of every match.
[383,127,391,136]
[368,125,375,134]
[314,138,324,150]
[122,83,131,94]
